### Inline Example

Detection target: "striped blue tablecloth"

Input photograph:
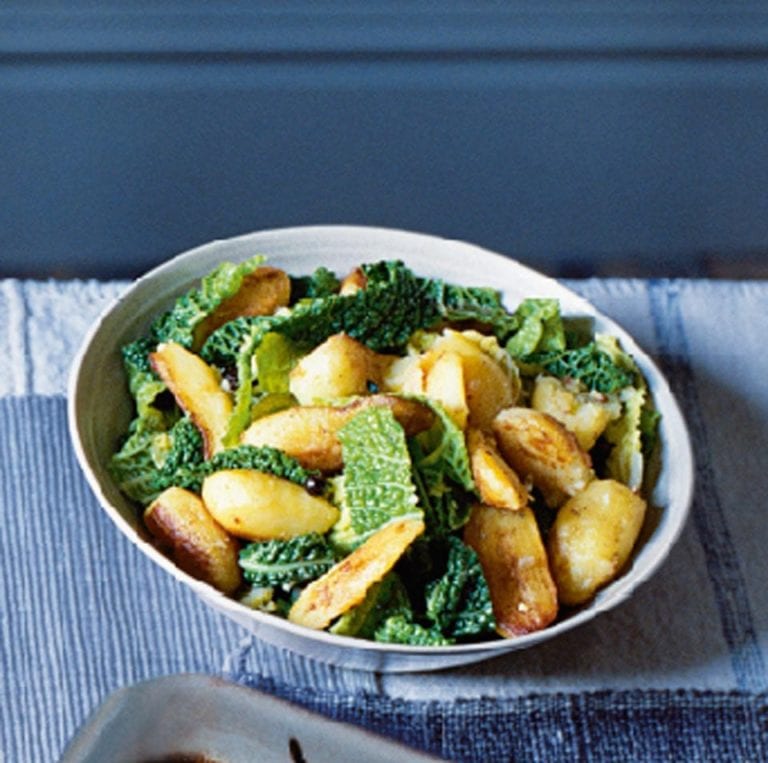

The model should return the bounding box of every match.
[1,277,766,761]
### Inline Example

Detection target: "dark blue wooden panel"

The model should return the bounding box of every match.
[1,4,768,278]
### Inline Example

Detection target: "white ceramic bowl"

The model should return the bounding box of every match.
[61,674,440,762]
[68,225,694,672]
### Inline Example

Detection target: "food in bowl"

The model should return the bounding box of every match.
[109,255,660,646]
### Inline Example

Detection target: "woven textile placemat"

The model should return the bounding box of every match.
[2,278,768,761]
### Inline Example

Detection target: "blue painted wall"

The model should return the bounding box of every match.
[2,4,768,278]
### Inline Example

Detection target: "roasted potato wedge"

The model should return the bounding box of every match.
[425,331,519,429]
[382,353,425,397]
[464,503,558,637]
[240,394,435,471]
[460,349,518,430]
[547,479,647,606]
[288,333,394,405]
[492,407,594,508]
[150,342,233,457]
[467,428,529,511]
[531,375,618,451]
[385,330,519,430]
[424,350,469,429]
[288,516,425,630]
[192,266,291,347]
[201,469,340,541]
[339,266,367,295]
[144,486,241,594]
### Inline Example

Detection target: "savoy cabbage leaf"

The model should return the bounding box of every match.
[330,572,412,639]
[424,536,496,639]
[290,265,341,301]
[109,415,204,506]
[521,342,636,394]
[150,255,266,350]
[330,406,421,553]
[408,399,475,537]
[505,298,565,358]
[373,614,453,647]
[239,533,336,588]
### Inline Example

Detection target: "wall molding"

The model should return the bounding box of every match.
[3,4,768,60]
[2,3,768,278]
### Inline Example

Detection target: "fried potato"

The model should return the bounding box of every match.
[150,342,233,457]
[144,486,241,594]
[547,479,647,606]
[464,503,558,637]
[467,428,529,511]
[240,394,435,471]
[531,375,618,451]
[288,516,425,630]
[192,266,291,347]
[424,350,469,429]
[461,349,518,431]
[492,407,594,508]
[382,353,425,396]
[339,267,367,295]
[202,469,340,541]
[288,333,394,405]
[389,330,519,430]
[427,331,520,427]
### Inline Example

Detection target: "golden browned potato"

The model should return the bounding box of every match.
[547,479,648,606]
[424,329,520,429]
[339,266,367,295]
[464,503,558,637]
[492,407,594,508]
[193,266,291,347]
[240,394,435,471]
[382,353,425,396]
[288,516,425,630]
[467,428,529,511]
[144,486,242,594]
[288,333,394,405]
[460,348,518,430]
[201,469,340,541]
[150,342,233,457]
[384,331,519,431]
[242,405,345,471]
[424,350,469,429]
[531,375,618,451]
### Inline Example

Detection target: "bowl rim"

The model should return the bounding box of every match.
[67,224,695,668]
